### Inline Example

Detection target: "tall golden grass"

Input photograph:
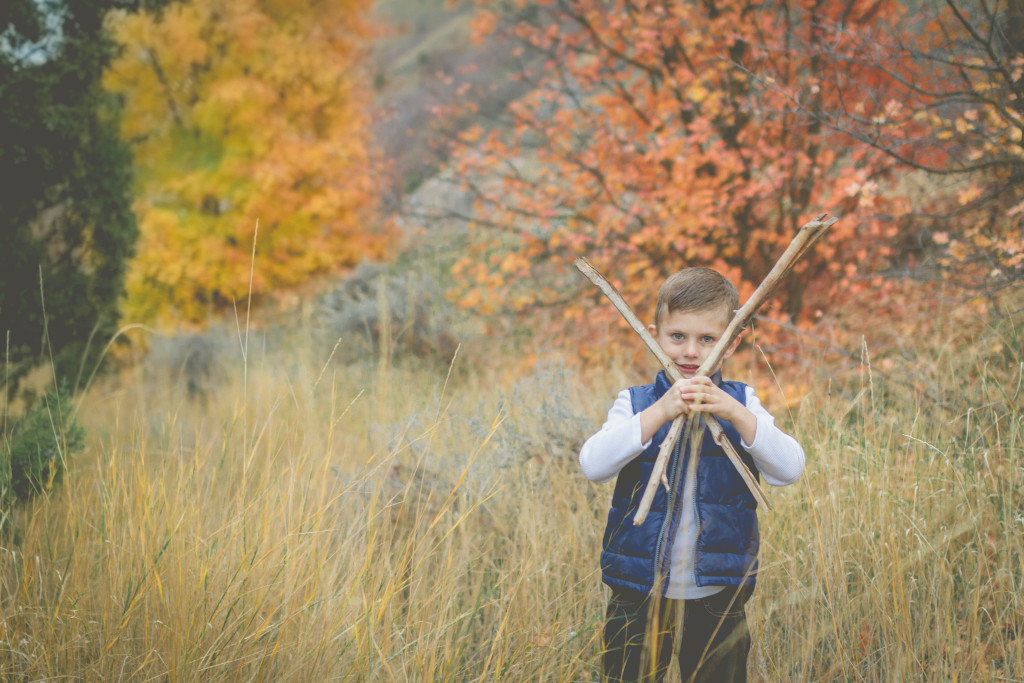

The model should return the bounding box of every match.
[1,301,1021,680]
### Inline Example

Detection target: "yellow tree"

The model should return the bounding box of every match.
[104,0,386,326]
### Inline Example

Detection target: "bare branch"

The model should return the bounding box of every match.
[575,212,838,524]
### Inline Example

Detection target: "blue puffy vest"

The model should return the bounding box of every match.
[599,370,760,596]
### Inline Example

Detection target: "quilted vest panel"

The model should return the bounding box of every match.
[599,370,760,595]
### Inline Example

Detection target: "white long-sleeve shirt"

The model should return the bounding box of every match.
[580,386,805,599]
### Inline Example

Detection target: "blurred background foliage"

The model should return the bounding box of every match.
[3,0,1016,399]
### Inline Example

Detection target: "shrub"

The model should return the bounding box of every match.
[316,261,458,363]
[2,384,84,503]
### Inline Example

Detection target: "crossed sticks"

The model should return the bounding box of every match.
[575,212,838,524]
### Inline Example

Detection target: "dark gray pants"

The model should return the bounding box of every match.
[603,586,751,683]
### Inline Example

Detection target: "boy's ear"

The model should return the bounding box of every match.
[647,323,658,337]
[721,330,743,359]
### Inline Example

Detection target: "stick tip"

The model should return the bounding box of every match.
[811,212,839,228]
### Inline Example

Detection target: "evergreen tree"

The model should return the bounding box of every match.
[0,0,164,394]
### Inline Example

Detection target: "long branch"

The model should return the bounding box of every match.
[575,211,837,524]
[574,257,770,515]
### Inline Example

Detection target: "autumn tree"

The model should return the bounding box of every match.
[776,0,1024,296]
[439,0,942,356]
[104,0,387,327]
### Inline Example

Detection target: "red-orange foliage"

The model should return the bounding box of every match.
[788,1,1024,293]
[444,0,1021,359]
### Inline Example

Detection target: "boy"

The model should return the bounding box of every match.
[579,267,805,683]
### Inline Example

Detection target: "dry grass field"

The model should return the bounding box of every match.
[1,290,1021,681]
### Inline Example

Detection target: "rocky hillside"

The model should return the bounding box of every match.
[370,0,528,209]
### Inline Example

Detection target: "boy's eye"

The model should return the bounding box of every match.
[672,333,684,341]
[701,336,714,343]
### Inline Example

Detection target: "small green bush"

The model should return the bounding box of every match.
[2,384,84,504]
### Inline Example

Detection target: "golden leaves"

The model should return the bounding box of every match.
[107,0,384,327]
[958,185,982,206]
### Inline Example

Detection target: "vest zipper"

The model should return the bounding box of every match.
[691,420,704,588]
[653,417,695,595]
[652,436,678,595]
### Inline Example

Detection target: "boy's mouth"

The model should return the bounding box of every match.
[677,363,699,373]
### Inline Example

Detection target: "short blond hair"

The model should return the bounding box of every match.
[654,268,739,328]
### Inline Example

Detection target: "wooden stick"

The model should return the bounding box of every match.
[695,213,837,378]
[647,415,686,492]
[573,257,679,374]
[641,211,836,519]
[641,211,836,521]
[574,257,767,514]
[575,212,837,524]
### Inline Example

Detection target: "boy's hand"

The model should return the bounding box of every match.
[658,378,692,423]
[639,379,691,443]
[679,376,758,445]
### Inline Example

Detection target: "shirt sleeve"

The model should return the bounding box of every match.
[579,385,806,487]
[578,390,651,483]
[741,386,805,486]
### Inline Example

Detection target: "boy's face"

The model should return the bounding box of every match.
[648,306,739,379]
